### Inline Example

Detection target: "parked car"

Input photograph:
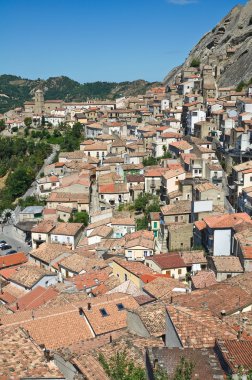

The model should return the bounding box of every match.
[1,244,12,250]
[6,250,17,255]
[0,241,6,247]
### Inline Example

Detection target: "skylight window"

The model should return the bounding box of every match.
[116,303,124,311]
[100,308,109,317]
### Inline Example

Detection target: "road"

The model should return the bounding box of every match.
[0,225,30,255]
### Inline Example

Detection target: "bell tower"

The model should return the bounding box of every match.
[34,88,44,114]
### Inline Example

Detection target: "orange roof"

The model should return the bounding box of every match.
[54,162,65,167]
[99,183,128,194]
[242,245,252,260]
[204,213,251,229]
[140,273,171,283]
[9,286,58,312]
[0,267,18,279]
[0,253,27,269]
[194,220,207,231]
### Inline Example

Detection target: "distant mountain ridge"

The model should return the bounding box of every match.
[0,75,161,113]
[164,0,252,88]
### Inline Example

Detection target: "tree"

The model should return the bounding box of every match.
[236,81,246,92]
[69,211,89,226]
[190,58,200,68]
[24,117,32,127]
[41,115,45,126]
[136,216,149,230]
[18,195,45,209]
[143,157,158,166]
[173,356,194,380]
[0,119,6,131]
[6,167,33,198]
[134,193,149,212]
[99,351,146,380]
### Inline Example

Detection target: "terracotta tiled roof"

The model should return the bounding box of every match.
[129,301,166,337]
[99,183,128,194]
[180,250,207,265]
[143,277,186,301]
[216,340,252,373]
[9,286,58,312]
[161,200,191,215]
[172,272,252,317]
[89,225,113,238]
[0,327,63,378]
[113,259,154,277]
[167,304,236,348]
[0,252,27,269]
[83,293,139,335]
[191,270,217,289]
[59,254,106,274]
[47,191,89,203]
[147,254,186,270]
[31,220,55,233]
[210,256,243,273]
[30,242,71,264]
[203,213,251,229]
[5,264,56,289]
[162,167,185,180]
[69,268,111,291]
[169,140,193,151]
[52,222,83,236]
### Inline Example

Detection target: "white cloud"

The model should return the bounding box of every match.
[168,0,197,4]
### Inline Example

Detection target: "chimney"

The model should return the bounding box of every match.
[32,311,35,320]
[109,335,113,343]
[16,302,19,310]
[44,349,51,362]
[79,307,84,316]
[221,310,226,317]
[170,296,173,304]
[237,329,243,340]
[88,302,91,310]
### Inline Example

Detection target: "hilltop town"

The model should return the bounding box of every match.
[1,59,252,379]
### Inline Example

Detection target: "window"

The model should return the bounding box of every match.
[100,308,109,317]
[54,236,58,242]
[250,176,252,182]
[124,274,128,281]
[175,216,178,222]
[178,269,182,275]
[144,250,148,257]
[116,303,124,311]
[153,222,158,228]
[166,270,171,275]
[67,237,70,243]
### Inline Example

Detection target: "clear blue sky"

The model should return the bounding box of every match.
[1,0,247,83]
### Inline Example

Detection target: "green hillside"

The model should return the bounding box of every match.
[0,75,161,113]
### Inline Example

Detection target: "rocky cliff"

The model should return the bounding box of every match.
[164,0,252,87]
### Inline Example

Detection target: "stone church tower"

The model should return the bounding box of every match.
[34,88,44,114]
